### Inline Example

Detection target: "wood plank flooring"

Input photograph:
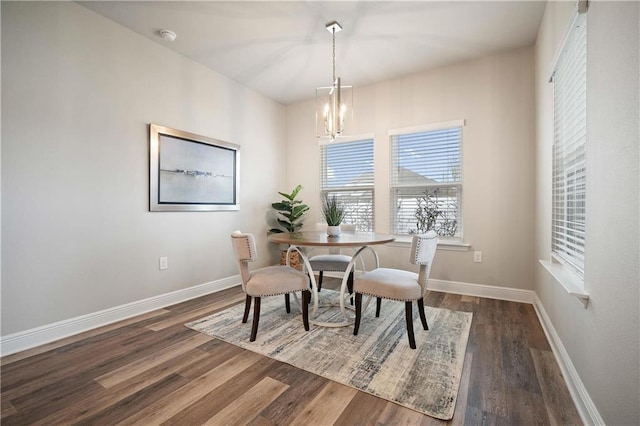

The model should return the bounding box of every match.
[1,280,583,425]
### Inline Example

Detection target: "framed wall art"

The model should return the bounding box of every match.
[149,124,240,212]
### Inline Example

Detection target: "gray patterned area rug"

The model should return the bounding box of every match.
[186,291,472,420]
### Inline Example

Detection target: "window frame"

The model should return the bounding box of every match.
[549,7,587,281]
[389,120,465,242]
[319,135,375,232]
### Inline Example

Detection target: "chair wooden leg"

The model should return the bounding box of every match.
[250,297,261,342]
[347,271,354,305]
[302,290,310,331]
[376,297,382,317]
[418,297,429,330]
[405,301,416,349]
[242,295,251,323]
[318,271,323,292]
[285,294,291,313]
[353,293,363,335]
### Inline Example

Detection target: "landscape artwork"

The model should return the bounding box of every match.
[150,124,240,211]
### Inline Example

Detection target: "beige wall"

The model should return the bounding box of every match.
[286,47,536,290]
[534,1,639,424]
[1,2,286,335]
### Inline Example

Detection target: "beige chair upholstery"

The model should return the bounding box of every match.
[353,231,438,349]
[308,224,357,297]
[231,231,310,341]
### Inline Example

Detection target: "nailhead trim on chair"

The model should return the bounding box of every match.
[242,239,253,261]
[413,237,422,264]
[246,289,307,298]
[354,290,419,303]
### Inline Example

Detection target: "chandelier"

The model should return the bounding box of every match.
[316,21,352,141]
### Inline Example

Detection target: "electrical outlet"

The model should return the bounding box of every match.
[473,251,482,263]
[159,257,168,270]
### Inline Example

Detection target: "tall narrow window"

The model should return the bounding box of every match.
[551,9,587,278]
[390,121,463,239]
[320,138,374,231]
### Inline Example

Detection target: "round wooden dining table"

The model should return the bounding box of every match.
[268,231,395,327]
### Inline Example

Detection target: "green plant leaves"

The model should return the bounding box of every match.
[270,185,309,233]
[321,194,346,226]
[291,204,310,219]
[277,184,303,201]
[290,184,302,199]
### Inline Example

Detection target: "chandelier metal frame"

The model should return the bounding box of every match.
[316,21,352,141]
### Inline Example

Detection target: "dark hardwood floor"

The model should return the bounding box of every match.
[1,279,582,425]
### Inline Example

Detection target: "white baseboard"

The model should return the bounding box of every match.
[0,275,241,357]
[428,278,536,304]
[533,295,605,425]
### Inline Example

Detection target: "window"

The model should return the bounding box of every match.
[390,122,463,239]
[320,138,374,231]
[551,9,587,278]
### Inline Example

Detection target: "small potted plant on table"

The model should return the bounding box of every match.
[321,194,346,237]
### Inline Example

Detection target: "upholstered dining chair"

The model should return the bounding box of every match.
[231,231,310,341]
[308,223,357,298]
[353,231,438,349]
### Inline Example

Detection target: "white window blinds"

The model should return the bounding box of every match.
[391,124,463,238]
[320,139,374,231]
[552,10,587,278]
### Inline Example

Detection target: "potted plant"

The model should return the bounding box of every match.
[321,194,346,236]
[269,185,309,269]
[269,184,310,233]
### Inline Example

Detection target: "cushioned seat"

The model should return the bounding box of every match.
[245,265,309,296]
[307,254,352,271]
[353,231,438,349]
[353,268,422,301]
[308,224,356,297]
[231,231,310,341]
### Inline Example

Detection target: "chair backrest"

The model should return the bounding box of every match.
[409,231,438,295]
[231,231,257,290]
[410,231,438,265]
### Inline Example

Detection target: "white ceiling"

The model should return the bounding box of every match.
[78,1,546,105]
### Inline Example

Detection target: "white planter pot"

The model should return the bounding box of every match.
[327,225,341,237]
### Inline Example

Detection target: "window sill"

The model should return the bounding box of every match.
[388,236,470,251]
[539,259,589,308]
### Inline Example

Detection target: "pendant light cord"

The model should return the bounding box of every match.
[332,27,336,82]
